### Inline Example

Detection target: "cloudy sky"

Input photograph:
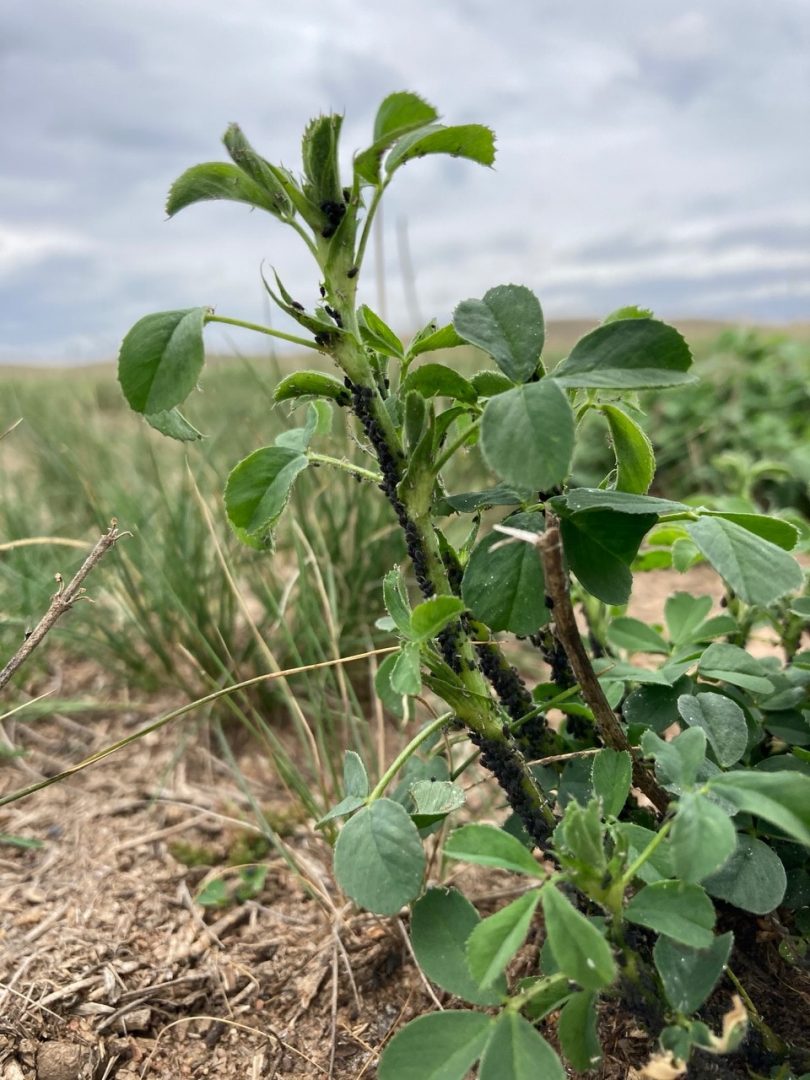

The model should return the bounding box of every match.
[1,0,808,363]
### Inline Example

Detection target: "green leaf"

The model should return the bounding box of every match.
[355,93,440,185]
[604,305,654,322]
[403,364,477,403]
[383,568,412,636]
[444,824,545,878]
[478,1012,565,1080]
[386,123,496,174]
[553,318,694,389]
[165,162,286,218]
[606,617,669,655]
[703,835,786,914]
[697,644,775,696]
[601,404,655,494]
[333,799,425,915]
[562,488,687,515]
[407,322,467,359]
[375,652,407,719]
[461,512,549,635]
[409,780,466,826]
[700,511,799,551]
[390,642,422,696]
[358,305,404,358]
[145,408,204,442]
[0,833,43,850]
[678,691,747,768]
[471,370,515,397]
[665,593,713,646]
[274,401,328,452]
[467,890,540,987]
[480,381,574,491]
[616,822,676,884]
[514,974,573,1020]
[709,767,810,846]
[625,881,715,947]
[410,596,465,641]
[558,991,602,1072]
[453,285,544,382]
[443,484,532,513]
[596,659,673,686]
[670,793,737,882]
[221,124,293,216]
[374,91,439,142]
[315,795,365,828]
[378,1011,493,1080]
[561,798,606,868]
[561,509,656,605]
[685,516,804,606]
[677,693,748,768]
[623,678,693,735]
[224,446,308,550]
[672,537,701,572]
[592,749,633,817]
[118,308,207,415]
[343,751,368,798]
[641,727,706,789]
[411,887,505,1005]
[196,878,230,908]
[654,932,734,1014]
[301,113,343,209]
[273,370,351,405]
[789,597,810,620]
[541,885,617,989]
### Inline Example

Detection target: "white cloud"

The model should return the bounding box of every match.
[0,223,95,277]
[0,0,808,361]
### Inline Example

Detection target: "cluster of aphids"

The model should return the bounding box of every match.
[475,640,534,723]
[515,714,554,761]
[344,379,434,598]
[530,628,575,689]
[440,545,464,596]
[468,730,550,849]
[319,191,350,239]
[437,620,466,675]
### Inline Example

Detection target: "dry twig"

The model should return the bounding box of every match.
[537,518,670,814]
[0,523,123,694]
[497,516,670,814]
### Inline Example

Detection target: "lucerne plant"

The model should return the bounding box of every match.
[117,92,810,1078]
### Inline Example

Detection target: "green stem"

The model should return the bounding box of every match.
[354,182,388,274]
[434,419,482,474]
[288,218,319,259]
[657,511,701,523]
[205,313,321,352]
[368,713,453,802]
[726,967,787,1055]
[306,452,382,483]
[506,969,569,1014]
[619,819,673,889]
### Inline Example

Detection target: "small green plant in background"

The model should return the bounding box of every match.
[117,93,810,1077]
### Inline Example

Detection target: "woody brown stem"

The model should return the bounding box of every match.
[538,516,670,815]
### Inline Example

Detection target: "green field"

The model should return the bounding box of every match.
[2,319,809,804]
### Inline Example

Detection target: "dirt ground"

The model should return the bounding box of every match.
[0,568,806,1079]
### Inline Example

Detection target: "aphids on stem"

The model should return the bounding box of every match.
[320,200,346,238]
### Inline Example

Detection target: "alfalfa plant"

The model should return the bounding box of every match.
[117,93,810,1077]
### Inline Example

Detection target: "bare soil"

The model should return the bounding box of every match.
[1,569,808,1079]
